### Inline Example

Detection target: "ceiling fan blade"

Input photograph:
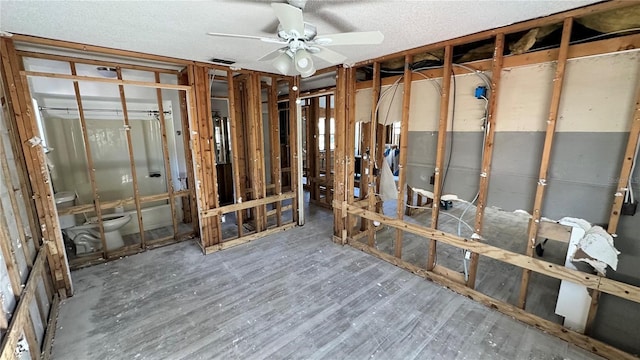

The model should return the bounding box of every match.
[313,31,384,46]
[258,47,287,62]
[207,32,286,45]
[310,46,347,65]
[272,53,293,76]
[271,3,305,35]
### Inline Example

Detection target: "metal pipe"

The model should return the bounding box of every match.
[38,106,171,115]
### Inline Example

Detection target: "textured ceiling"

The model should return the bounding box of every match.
[1,0,599,74]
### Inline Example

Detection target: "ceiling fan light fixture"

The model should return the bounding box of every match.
[272,53,292,75]
[294,50,315,78]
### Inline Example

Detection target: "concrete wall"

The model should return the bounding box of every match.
[356,50,640,352]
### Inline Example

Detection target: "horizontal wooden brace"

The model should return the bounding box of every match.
[57,190,191,215]
[204,222,297,254]
[346,204,640,304]
[21,70,191,90]
[201,192,296,218]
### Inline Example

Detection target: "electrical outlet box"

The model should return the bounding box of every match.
[475,86,487,99]
[622,201,637,216]
[429,174,435,185]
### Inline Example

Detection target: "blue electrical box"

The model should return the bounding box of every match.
[475,86,487,99]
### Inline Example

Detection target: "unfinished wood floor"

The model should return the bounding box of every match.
[52,205,601,359]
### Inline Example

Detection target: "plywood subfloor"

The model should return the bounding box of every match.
[52,205,601,359]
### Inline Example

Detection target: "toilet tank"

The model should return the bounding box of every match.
[55,192,76,229]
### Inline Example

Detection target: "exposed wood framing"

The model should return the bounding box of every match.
[17,50,179,74]
[309,98,320,203]
[116,68,146,249]
[0,117,33,266]
[333,67,348,242]
[202,193,295,218]
[346,237,634,360]
[21,70,190,91]
[394,54,413,259]
[246,73,267,232]
[70,63,108,257]
[178,70,199,235]
[366,62,381,247]
[466,34,505,288]
[518,18,573,309]
[0,204,22,298]
[290,77,300,224]
[324,95,333,207]
[155,72,179,239]
[268,76,283,227]
[227,70,245,237]
[584,67,640,334]
[427,46,452,271]
[352,0,634,67]
[0,37,71,294]
[41,295,60,360]
[346,68,357,237]
[355,33,640,91]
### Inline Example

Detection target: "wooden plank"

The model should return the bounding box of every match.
[24,313,40,360]
[204,222,297,254]
[353,0,633,67]
[177,70,198,233]
[227,70,245,237]
[538,221,572,243]
[40,294,60,360]
[346,68,357,237]
[366,62,381,247]
[11,34,194,66]
[585,67,640,333]
[346,239,635,360]
[17,50,178,74]
[268,76,283,227]
[0,249,45,360]
[394,54,413,259]
[518,18,573,309]
[0,201,23,298]
[154,72,179,240]
[0,38,71,294]
[22,70,190,90]
[467,33,505,289]
[333,68,348,241]
[56,191,187,215]
[324,97,332,205]
[70,62,108,258]
[0,117,32,266]
[202,193,296,218]
[432,264,465,284]
[289,77,300,224]
[355,32,640,91]
[345,204,640,304]
[116,68,145,249]
[427,46,453,271]
[247,74,267,232]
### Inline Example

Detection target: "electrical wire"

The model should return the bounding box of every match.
[440,69,456,192]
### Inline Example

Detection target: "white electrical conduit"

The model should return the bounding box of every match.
[626,133,640,204]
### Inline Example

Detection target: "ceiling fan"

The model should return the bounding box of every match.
[207,1,384,78]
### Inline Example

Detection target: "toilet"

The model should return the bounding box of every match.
[54,192,132,255]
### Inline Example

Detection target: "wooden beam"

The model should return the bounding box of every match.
[11,33,194,66]
[585,65,640,334]
[0,249,45,360]
[41,294,60,360]
[155,72,179,240]
[466,33,505,288]
[333,68,348,241]
[116,68,145,249]
[269,76,283,227]
[227,70,245,238]
[346,204,640,304]
[70,62,108,257]
[177,70,199,235]
[347,239,635,360]
[17,50,178,74]
[289,76,300,224]
[355,33,640,91]
[346,68,357,236]
[427,46,453,271]
[353,0,634,67]
[366,62,381,247]
[0,38,71,294]
[201,193,296,218]
[518,18,573,309]
[22,70,190,90]
[0,202,23,298]
[204,222,296,254]
[246,73,267,232]
[394,54,413,259]
[325,95,333,206]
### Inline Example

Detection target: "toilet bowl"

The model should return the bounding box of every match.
[65,213,132,255]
